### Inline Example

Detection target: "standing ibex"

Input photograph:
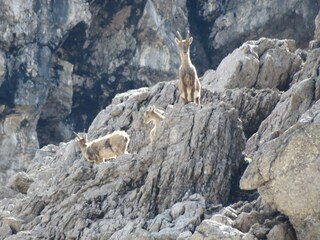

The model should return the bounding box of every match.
[175,30,201,104]
[144,105,165,144]
[74,130,130,164]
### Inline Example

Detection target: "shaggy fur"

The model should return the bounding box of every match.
[175,30,201,104]
[75,130,130,164]
[144,105,165,144]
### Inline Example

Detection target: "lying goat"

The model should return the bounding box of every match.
[74,130,130,164]
[144,105,165,144]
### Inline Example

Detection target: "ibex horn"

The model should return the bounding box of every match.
[73,131,81,139]
[176,31,183,41]
[186,30,190,40]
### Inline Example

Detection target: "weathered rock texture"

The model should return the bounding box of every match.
[240,34,320,239]
[0,0,91,189]
[0,1,320,239]
[0,81,247,239]
[241,122,320,240]
[0,1,318,186]
[195,0,320,67]
[202,38,302,93]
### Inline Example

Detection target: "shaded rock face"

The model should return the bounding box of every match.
[0,1,319,239]
[0,0,318,190]
[240,37,320,239]
[241,122,320,240]
[0,0,91,186]
[0,0,197,185]
[195,0,320,67]
[220,88,281,138]
[0,81,246,239]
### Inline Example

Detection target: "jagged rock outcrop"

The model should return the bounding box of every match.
[0,0,196,186]
[120,196,295,240]
[244,46,320,157]
[195,0,320,67]
[0,0,91,188]
[219,88,281,138]
[0,1,318,194]
[0,80,246,239]
[240,27,320,240]
[202,38,302,93]
[0,1,319,238]
[241,120,320,239]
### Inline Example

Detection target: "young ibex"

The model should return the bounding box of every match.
[74,130,130,164]
[175,30,201,104]
[144,105,165,144]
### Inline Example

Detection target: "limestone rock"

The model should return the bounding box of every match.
[0,2,319,239]
[0,79,245,239]
[191,220,244,240]
[147,194,205,236]
[0,0,90,188]
[244,78,315,157]
[7,172,34,194]
[199,0,320,66]
[0,223,12,239]
[267,223,296,240]
[202,38,302,93]
[292,48,320,86]
[314,11,320,40]
[233,211,266,233]
[220,88,281,138]
[241,122,320,239]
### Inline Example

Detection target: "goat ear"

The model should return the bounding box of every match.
[175,38,180,45]
[188,37,193,44]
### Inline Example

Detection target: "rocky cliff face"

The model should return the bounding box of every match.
[0,1,320,239]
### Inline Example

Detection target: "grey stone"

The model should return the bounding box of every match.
[241,122,320,239]
[0,223,12,239]
[202,38,302,93]
[0,0,90,187]
[0,79,245,239]
[315,11,320,40]
[233,211,265,233]
[244,78,315,158]
[202,0,319,66]
[220,88,281,137]
[192,219,244,240]
[267,223,296,240]
[7,172,34,194]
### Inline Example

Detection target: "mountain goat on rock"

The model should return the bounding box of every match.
[74,130,130,164]
[144,105,165,144]
[175,30,201,104]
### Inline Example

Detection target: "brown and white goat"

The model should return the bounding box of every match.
[175,30,201,104]
[144,105,165,144]
[74,130,130,164]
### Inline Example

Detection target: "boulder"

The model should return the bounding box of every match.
[202,38,302,93]
[241,119,320,239]
[244,78,315,157]
[7,172,34,194]
[267,223,296,240]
